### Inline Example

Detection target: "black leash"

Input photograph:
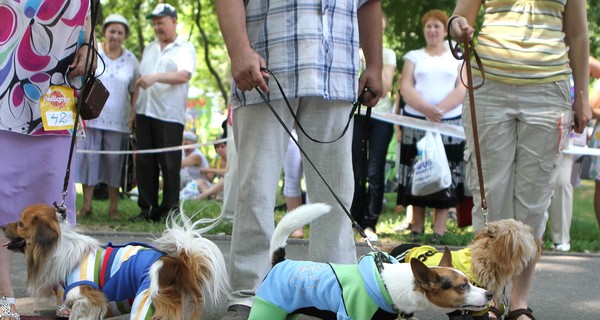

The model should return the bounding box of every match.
[260,68,360,144]
[54,0,102,216]
[255,68,386,268]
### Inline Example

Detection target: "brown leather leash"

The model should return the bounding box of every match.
[447,20,489,228]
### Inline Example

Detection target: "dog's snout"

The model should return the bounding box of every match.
[485,291,493,300]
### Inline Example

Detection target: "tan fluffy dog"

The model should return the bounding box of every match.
[469,219,542,297]
[391,219,542,300]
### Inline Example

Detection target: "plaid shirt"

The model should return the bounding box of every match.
[232,0,369,106]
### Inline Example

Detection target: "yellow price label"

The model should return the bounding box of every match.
[40,86,77,131]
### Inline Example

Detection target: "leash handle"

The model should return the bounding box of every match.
[448,23,489,227]
[259,68,357,144]
[356,104,372,189]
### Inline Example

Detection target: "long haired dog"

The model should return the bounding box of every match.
[248,204,492,320]
[392,219,542,300]
[391,219,542,319]
[2,204,229,319]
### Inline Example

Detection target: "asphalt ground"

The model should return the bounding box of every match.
[10,232,600,319]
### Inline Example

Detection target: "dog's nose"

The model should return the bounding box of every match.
[486,291,493,300]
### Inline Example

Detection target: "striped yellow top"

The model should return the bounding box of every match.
[475,0,570,84]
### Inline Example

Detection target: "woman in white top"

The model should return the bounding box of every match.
[396,9,466,243]
[75,14,139,218]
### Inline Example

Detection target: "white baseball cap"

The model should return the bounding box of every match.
[102,14,130,36]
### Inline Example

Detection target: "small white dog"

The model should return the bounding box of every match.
[248,203,492,319]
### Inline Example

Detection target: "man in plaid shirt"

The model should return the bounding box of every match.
[216,0,384,319]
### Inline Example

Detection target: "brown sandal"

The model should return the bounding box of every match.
[487,305,503,320]
[506,308,535,320]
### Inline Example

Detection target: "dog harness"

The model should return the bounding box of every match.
[62,242,164,318]
[250,253,398,320]
[395,244,478,286]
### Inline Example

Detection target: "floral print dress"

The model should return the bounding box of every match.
[0,0,89,136]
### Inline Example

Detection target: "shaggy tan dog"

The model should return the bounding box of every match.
[469,219,542,298]
[391,219,542,300]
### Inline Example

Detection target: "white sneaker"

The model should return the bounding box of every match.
[364,228,378,242]
[554,243,571,252]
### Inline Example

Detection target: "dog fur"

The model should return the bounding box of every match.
[2,204,229,319]
[392,219,542,301]
[470,219,542,297]
[248,203,492,319]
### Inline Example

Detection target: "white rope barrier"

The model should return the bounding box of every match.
[371,110,598,156]
[76,137,230,155]
[76,112,597,157]
[371,110,466,139]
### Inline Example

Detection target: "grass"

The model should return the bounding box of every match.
[75,180,600,254]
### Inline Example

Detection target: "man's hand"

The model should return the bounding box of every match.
[136,74,158,90]
[358,66,382,107]
[230,47,269,92]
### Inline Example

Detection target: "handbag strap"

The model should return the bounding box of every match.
[448,23,489,228]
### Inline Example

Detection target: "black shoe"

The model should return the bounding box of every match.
[129,211,150,222]
[148,210,163,222]
[150,207,178,222]
[408,231,422,242]
[431,233,444,245]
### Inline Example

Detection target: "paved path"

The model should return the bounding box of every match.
[11,232,600,319]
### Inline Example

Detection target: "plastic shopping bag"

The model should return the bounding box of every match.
[411,131,452,196]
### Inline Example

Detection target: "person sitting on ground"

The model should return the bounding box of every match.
[180,130,210,189]
[181,141,228,200]
[197,142,228,199]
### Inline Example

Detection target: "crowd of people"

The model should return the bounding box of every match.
[1,1,598,320]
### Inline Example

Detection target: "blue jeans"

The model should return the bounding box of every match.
[351,115,394,231]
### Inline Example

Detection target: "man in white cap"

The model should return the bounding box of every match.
[130,3,196,221]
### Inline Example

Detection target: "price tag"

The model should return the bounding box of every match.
[45,111,75,127]
[40,86,77,131]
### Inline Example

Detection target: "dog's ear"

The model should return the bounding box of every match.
[30,214,60,251]
[410,258,439,291]
[438,247,453,267]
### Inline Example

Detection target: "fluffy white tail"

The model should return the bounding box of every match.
[152,209,229,306]
[269,203,331,255]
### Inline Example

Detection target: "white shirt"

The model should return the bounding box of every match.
[136,36,196,125]
[86,46,139,133]
[372,47,397,114]
[182,148,209,181]
[403,48,463,119]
